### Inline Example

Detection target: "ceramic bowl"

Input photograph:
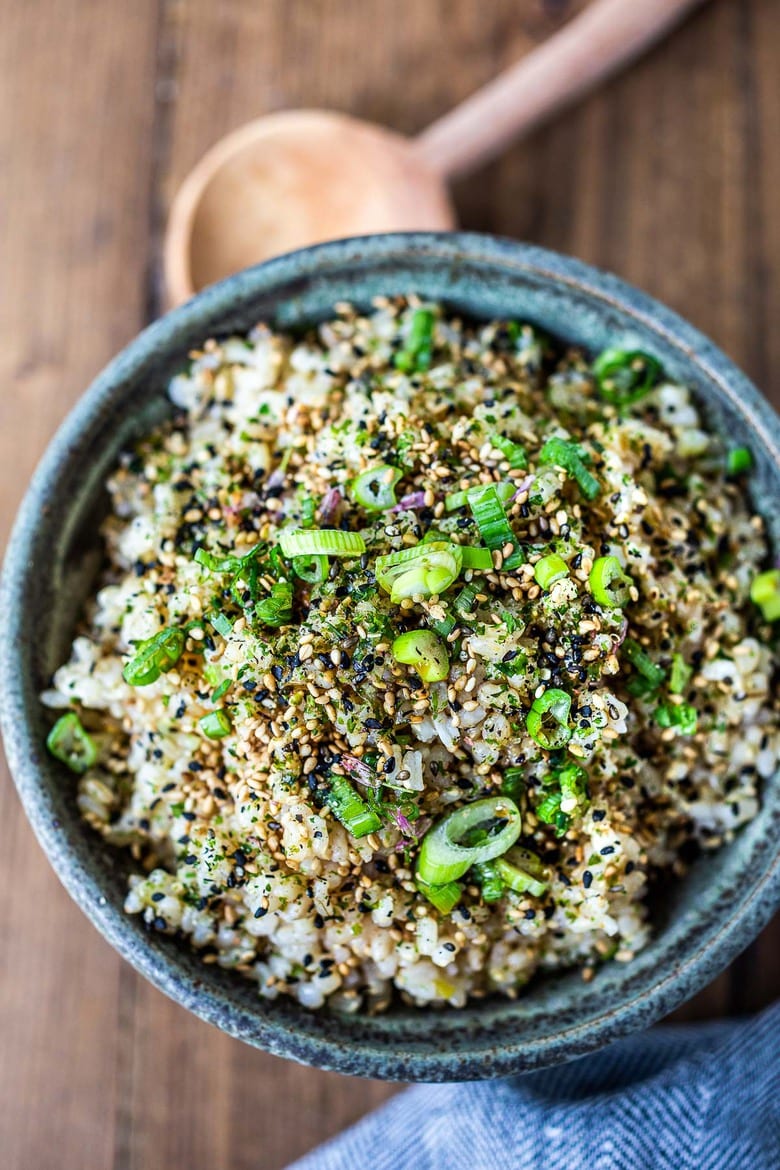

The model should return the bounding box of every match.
[2,233,779,1081]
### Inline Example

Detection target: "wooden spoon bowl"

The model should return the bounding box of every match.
[165,110,454,307]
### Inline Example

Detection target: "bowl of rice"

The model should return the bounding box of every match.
[2,233,779,1081]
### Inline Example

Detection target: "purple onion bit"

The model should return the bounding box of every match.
[266,468,286,490]
[341,754,374,785]
[511,475,535,502]
[320,487,343,524]
[391,491,429,513]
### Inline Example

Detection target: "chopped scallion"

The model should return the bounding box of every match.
[589,555,634,608]
[292,554,329,584]
[623,638,666,687]
[538,437,600,501]
[533,553,568,590]
[199,710,232,739]
[726,446,753,475]
[394,307,436,373]
[468,484,524,568]
[494,847,549,898]
[279,529,366,558]
[416,796,522,886]
[415,877,462,914]
[526,688,572,750]
[254,581,293,628]
[392,629,450,683]
[46,712,97,773]
[326,774,382,838]
[376,542,462,603]
[489,433,528,469]
[459,546,494,571]
[350,465,403,511]
[593,348,663,408]
[669,653,692,694]
[655,701,698,736]
[123,626,185,687]
[750,569,780,622]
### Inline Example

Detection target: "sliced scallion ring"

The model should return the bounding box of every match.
[46,712,97,773]
[444,480,515,512]
[198,710,232,739]
[415,878,463,914]
[292,554,329,584]
[538,437,601,501]
[254,581,293,628]
[488,433,528,469]
[416,796,522,886]
[468,484,524,568]
[376,541,462,603]
[750,569,780,622]
[533,553,568,590]
[593,348,663,408]
[326,774,381,839]
[526,688,572,749]
[589,555,634,608]
[392,629,450,683]
[623,638,666,686]
[494,847,549,898]
[279,529,366,558]
[459,546,494,571]
[350,465,403,511]
[123,626,185,687]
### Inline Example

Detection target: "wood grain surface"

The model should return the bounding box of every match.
[0,2,777,1167]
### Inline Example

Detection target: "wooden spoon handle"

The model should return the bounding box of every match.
[414,0,707,179]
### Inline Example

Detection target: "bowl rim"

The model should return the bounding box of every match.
[2,231,779,1081]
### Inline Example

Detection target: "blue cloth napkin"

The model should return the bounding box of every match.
[290,1003,780,1169]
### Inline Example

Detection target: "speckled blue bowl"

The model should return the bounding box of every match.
[2,233,779,1081]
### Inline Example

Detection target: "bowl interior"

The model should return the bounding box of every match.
[3,234,779,1080]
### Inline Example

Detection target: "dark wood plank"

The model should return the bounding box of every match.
[0,2,159,1168]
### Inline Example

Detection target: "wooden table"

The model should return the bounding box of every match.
[1,2,778,1166]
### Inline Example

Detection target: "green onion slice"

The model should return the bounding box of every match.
[350,465,403,511]
[593,348,663,407]
[535,789,571,837]
[208,611,233,638]
[468,484,524,568]
[430,582,480,638]
[471,861,506,903]
[726,446,753,476]
[533,553,568,590]
[489,433,528,469]
[46,712,97,773]
[526,688,572,749]
[415,878,463,914]
[195,544,263,574]
[459,546,494,571]
[254,581,293,628]
[292,554,329,584]
[392,629,449,683]
[123,626,185,687]
[500,765,525,803]
[655,701,698,736]
[199,710,232,739]
[750,569,780,622]
[538,437,601,501]
[445,480,515,512]
[416,796,522,886]
[326,774,382,838]
[279,529,366,558]
[376,541,462,603]
[589,555,634,608]
[669,653,692,695]
[494,847,549,898]
[395,307,436,373]
[623,638,666,686]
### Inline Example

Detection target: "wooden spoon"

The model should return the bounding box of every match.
[164,0,705,306]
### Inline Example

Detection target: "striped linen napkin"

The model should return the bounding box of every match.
[290,1002,779,1169]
